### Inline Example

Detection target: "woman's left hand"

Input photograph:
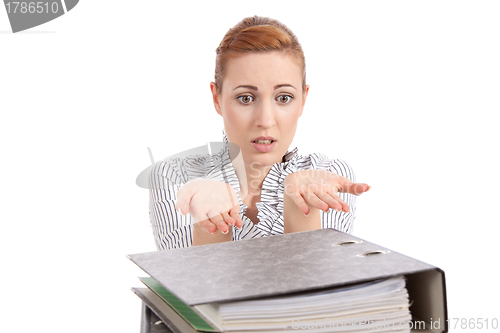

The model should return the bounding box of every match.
[283,169,370,216]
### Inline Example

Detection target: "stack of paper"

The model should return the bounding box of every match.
[141,276,412,332]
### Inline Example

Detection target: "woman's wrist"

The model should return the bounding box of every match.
[283,189,321,233]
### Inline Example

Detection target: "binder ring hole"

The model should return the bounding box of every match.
[332,240,363,247]
[356,250,390,257]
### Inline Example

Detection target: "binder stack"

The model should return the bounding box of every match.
[129,228,447,333]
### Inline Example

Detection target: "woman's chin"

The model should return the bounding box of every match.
[246,152,284,168]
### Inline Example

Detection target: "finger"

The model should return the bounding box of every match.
[221,211,236,227]
[196,219,218,234]
[301,192,330,213]
[228,206,243,229]
[325,189,350,212]
[208,214,229,234]
[339,181,371,196]
[315,191,343,212]
[289,191,310,216]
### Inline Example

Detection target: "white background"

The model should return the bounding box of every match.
[1,1,499,332]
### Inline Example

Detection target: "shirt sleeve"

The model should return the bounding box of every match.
[148,159,193,250]
[308,153,357,234]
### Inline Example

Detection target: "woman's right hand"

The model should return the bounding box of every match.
[175,179,243,234]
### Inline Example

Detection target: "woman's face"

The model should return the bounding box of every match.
[211,51,309,171]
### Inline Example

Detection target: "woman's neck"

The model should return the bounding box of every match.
[243,162,272,197]
[228,146,273,199]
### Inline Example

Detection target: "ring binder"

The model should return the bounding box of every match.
[129,228,448,333]
[357,250,391,257]
[332,240,363,247]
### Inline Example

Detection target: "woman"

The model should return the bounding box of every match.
[149,16,370,250]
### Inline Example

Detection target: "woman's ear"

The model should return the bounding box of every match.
[210,82,223,116]
[299,84,310,117]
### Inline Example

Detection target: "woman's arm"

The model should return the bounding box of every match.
[149,161,241,249]
[176,178,242,246]
[282,169,369,233]
[283,191,321,233]
[149,161,193,250]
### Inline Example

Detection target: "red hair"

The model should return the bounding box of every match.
[214,16,306,95]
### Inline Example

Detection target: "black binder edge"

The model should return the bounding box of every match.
[405,268,448,333]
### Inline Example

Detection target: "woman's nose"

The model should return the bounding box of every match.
[255,101,276,129]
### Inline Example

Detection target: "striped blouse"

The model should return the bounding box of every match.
[149,135,357,250]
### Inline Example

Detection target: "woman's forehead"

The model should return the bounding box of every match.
[224,52,302,90]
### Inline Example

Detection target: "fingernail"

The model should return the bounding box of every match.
[222,229,229,234]
[304,213,309,217]
[211,230,218,235]
[335,208,341,212]
[366,185,371,192]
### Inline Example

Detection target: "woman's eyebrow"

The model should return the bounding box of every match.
[232,84,296,91]
[233,85,258,91]
[274,84,296,90]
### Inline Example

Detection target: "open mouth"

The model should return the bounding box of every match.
[251,138,277,153]
[252,139,275,144]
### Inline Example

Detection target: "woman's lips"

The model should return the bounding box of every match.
[251,137,277,153]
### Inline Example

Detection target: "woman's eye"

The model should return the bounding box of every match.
[277,95,292,104]
[238,95,254,104]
